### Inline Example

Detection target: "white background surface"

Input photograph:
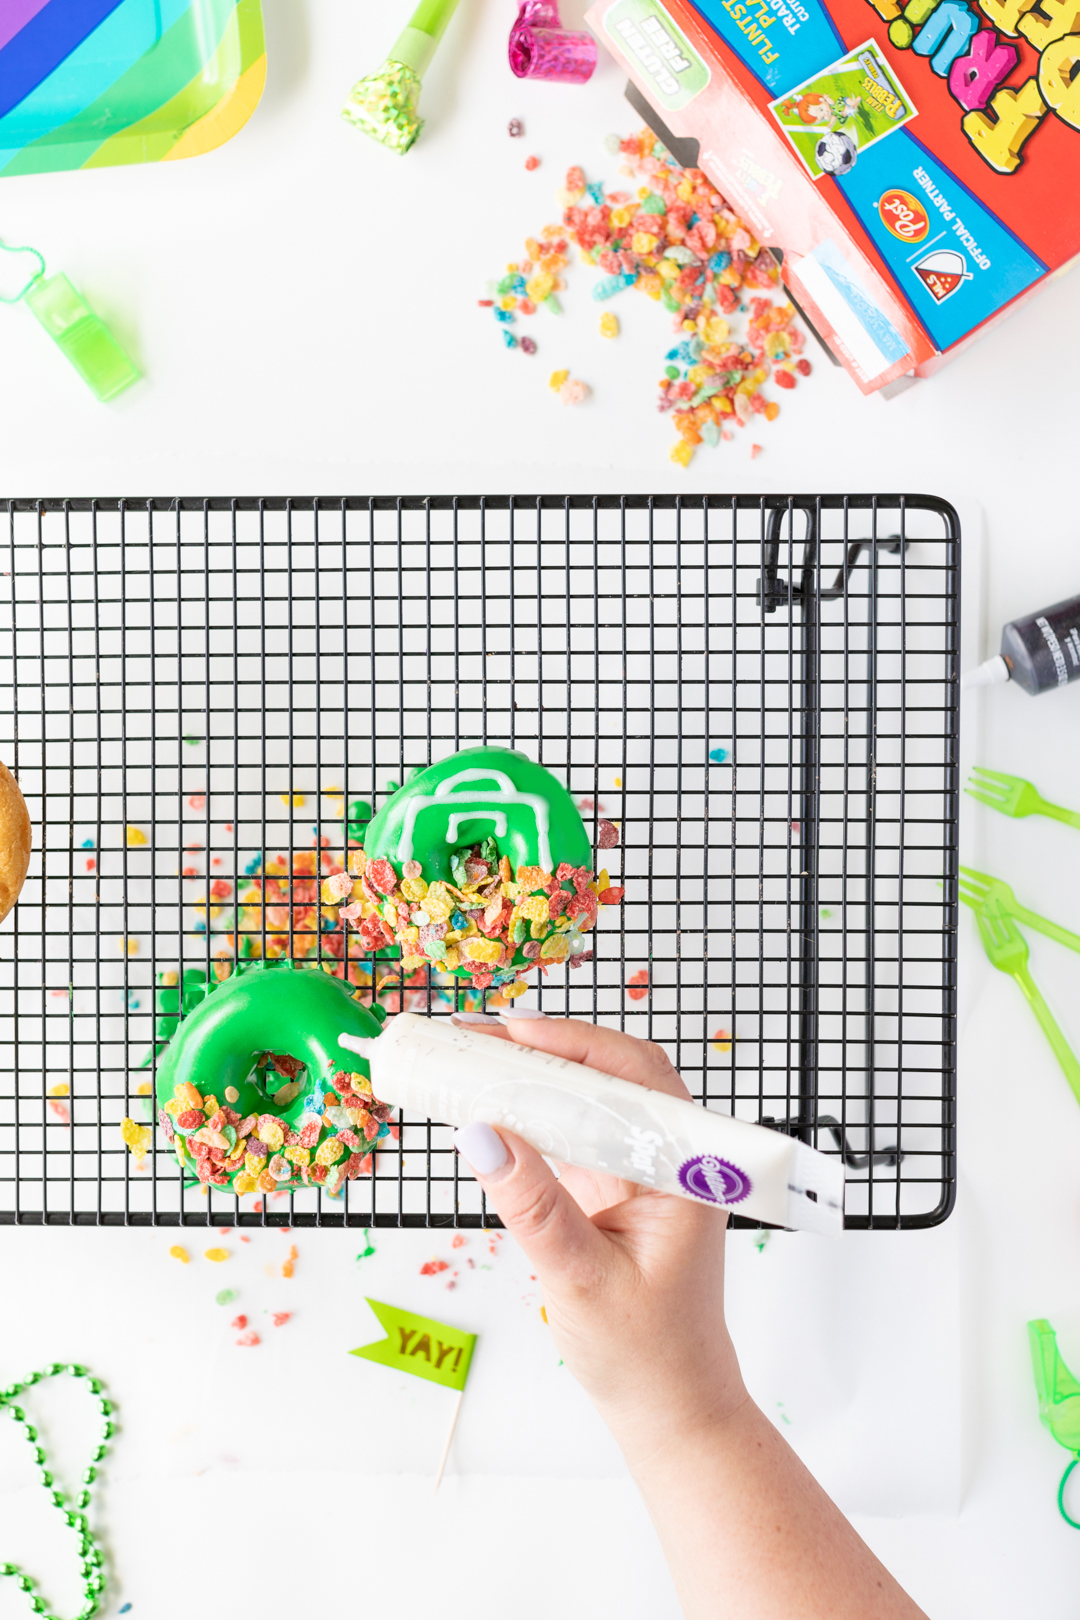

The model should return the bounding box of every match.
[1,0,1080,1612]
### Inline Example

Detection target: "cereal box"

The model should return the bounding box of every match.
[587,0,1080,391]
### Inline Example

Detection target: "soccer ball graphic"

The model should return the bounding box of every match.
[815,130,857,176]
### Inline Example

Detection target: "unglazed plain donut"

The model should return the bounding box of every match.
[0,759,31,923]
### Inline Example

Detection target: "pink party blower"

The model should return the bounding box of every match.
[509,0,597,82]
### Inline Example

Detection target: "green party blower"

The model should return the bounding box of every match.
[1,238,139,402]
[341,0,462,155]
[1029,1319,1080,1528]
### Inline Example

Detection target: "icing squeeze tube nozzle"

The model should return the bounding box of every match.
[509,0,598,82]
[341,0,463,155]
[0,240,139,402]
[341,1013,845,1234]
[963,591,1080,695]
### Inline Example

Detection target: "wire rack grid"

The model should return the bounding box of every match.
[0,494,959,1229]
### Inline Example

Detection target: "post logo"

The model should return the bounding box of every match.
[878,189,929,242]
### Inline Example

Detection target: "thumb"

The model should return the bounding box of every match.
[455,1122,608,1284]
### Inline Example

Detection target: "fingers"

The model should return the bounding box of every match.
[454,1123,609,1284]
[496,1016,692,1101]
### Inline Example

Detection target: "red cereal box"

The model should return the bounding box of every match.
[587,0,1080,392]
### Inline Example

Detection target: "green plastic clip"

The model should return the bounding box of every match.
[1028,1318,1080,1528]
[1,239,140,402]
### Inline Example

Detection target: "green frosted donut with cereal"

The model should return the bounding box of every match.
[339,746,625,994]
[155,960,393,1196]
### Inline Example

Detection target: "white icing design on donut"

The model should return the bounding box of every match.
[398,768,553,871]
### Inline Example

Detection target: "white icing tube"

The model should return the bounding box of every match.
[340,1012,844,1235]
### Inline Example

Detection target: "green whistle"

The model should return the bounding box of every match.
[1028,1318,1080,1527]
[24,273,140,402]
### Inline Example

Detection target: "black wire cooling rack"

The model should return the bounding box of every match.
[0,495,959,1230]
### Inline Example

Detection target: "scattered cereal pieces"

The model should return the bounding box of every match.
[626,968,650,1001]
[751,443,763,459]
[549,368,569,390]
[709,746,730,763]
[235,1331,260,1347]
[169,1246,189,1263]
[119,936,139,957]
[488,134,808,463]
[525,154,540,170]
[596,820,620,848]
[509,117,523,136]
[356,1229,376,1260]
[281,793,305,808]
[204,1247,230,1262]
[421,1258,450,1276]
[599,311,619,338]
[120,1117,152,1158]
[711,1029,733,1053]
[215,1288,236,1305]
[231,1314,247,1329]
[520,335,537,354]
[282,1244,298,1278]
[125,825,148,847]
[559,378,589,405]
[272,1311,292,1327]
[224,1086,239,1103]
[187,795,206,810]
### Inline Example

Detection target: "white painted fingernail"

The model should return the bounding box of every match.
[498,1006,548,1019]
[451,1011,503,1025]
[454,1123,509,1178]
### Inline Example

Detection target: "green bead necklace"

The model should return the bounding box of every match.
[0,1364,113,1618]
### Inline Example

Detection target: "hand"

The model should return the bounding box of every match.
[455,1015,930,1620]
[452,1016,747,1454]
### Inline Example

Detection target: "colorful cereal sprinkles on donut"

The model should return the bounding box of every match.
[352,746,625,992]
[155,961,392,1198]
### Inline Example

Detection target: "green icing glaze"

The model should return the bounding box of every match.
[362,746,590,881]
[155,961,386,1194]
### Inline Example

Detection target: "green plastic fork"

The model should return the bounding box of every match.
[967,767,1080,829]
[959,867,1080,956]
[975,898,1080,1103]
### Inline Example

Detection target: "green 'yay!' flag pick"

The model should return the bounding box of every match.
[0,237,140,402]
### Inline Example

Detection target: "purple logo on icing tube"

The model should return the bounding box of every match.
[678,1154,751,1206]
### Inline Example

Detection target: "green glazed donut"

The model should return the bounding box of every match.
[155,961,389,1197]
[352,746,624,991]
